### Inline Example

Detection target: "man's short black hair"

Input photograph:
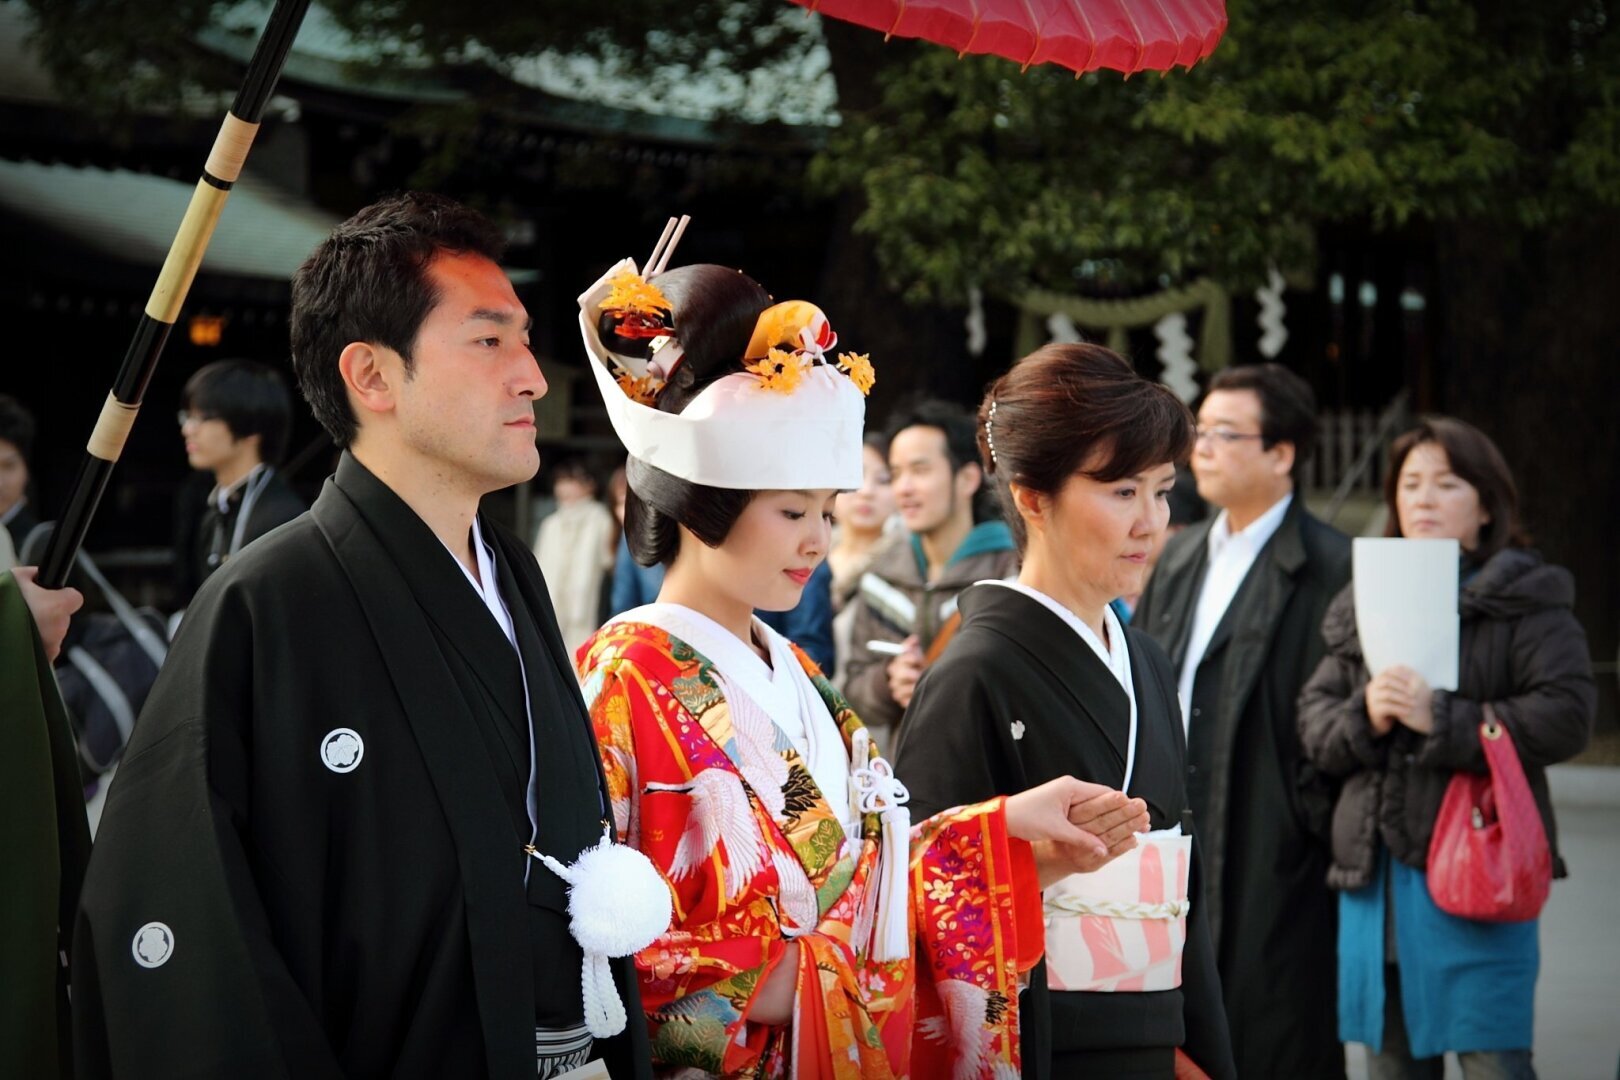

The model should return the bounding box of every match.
[885,397,980,474]
[290,192,507,447]
[1207,362,1318,478]
[0,395,35,459]
[183,360,294,465]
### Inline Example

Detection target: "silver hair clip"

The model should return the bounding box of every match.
[986,398,999,467]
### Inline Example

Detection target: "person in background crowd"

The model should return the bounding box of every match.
[534,459,617,657]
[1132,363,1350,1079]
[1299,416,1594,1080]
[897,344,1235,1080]
[609,462,666,615]
[173,359,305,604]
[0,395,40,551]
[842,399,1018,744]
[1116,464,1206,621]
[830,432,898,688]
[74,193,651,1079]
[827,431,897,611]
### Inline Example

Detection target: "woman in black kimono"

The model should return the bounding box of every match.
[894,343,1236,1080]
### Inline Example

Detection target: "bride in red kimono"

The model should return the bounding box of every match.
[571,238,1150,1079]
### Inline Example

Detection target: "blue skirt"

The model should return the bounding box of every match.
[1338,849,1539,1058]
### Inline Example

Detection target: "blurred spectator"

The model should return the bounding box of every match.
[173,360,304,604]
[534,459,616,657]
[0,395,39,550]
[827,432,897,610]
[842,399,1018,744]
[830,432,898,688]
[1299,416,1594,1079]
[1116,464,1206,620]
[608,462,665,616]
[1133,363,1349,1078]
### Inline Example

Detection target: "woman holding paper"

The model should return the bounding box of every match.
[895,343,1236,1080]
[1299,416,1595,1078]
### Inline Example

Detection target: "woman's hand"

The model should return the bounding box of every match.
[1385,665,1435,733]
[1364,669,1408,735]
[1367,666,1435,735]
[749,940,799,1026]
[1006,777,1149,884]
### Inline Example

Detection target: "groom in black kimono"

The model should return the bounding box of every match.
[73,194,652,1079]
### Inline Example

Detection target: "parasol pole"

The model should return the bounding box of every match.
[37,0,313,589]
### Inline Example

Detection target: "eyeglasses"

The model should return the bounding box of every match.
[1194,426,1266,446]
[177,410,219,428]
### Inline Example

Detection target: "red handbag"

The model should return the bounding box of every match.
[1426,705,1551,922]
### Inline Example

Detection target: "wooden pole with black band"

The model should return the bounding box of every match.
[37,0,312,589]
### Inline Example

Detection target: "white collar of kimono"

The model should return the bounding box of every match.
[441,516,517,649]
[983,580,1140,793]
[607,602,852,828]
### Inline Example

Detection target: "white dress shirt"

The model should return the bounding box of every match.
[1176,493,1293,728]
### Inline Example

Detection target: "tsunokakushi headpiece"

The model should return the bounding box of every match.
[579,216,871,491]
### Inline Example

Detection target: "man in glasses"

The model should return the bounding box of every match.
[1134,363,1351,1080]
[173,359,305,604]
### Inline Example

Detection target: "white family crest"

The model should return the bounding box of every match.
[1011,721,1027,741]
[320,728,364,773]
[131,921,174,968]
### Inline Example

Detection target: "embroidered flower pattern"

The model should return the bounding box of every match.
[747,347,807,394]
[837,352,876,396]
[577,620,1035,1079]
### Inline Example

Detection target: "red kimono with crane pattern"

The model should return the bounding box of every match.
[577,620,1043,1079]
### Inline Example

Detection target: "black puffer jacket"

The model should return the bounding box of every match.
[1298,547,1596,890]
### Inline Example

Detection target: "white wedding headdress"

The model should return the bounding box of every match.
[577,217,871,491]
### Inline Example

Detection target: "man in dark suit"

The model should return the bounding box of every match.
[1134,363,1351,1079]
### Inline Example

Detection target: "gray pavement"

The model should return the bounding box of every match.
[1348,764,1620,1080]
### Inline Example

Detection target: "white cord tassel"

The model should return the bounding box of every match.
[850,742,912,962]
[530,827,673,1039]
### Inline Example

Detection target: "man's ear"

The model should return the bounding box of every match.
[1269,440,1297,481]
[338,342,398,420]
[956,460,984,500]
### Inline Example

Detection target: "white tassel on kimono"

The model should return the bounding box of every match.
[851,748,912,962]
[530,827,673,1038]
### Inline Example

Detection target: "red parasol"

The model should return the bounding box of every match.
[791,0,1226,74]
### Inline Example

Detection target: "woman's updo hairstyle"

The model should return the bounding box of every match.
[979,343,1195,553]
[622,264,773,567]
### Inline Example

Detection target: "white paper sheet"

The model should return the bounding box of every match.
[1352,538,1460,690]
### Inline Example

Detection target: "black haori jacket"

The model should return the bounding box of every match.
[1298,546,1596,890]
[73,453,651,1079]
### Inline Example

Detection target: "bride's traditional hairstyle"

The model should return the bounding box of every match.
[622,264,771,566]
[979,343,1195,552]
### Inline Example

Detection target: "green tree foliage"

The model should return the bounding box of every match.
[816,0,1619,300]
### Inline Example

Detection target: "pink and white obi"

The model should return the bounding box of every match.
[1042,829,1192,993]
